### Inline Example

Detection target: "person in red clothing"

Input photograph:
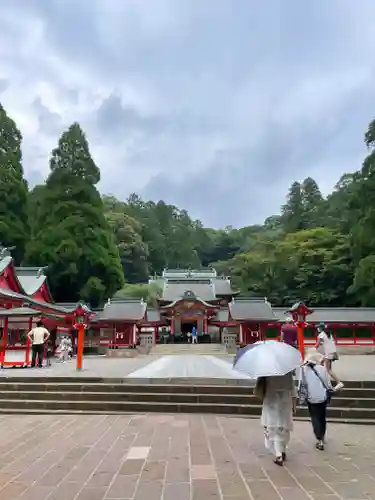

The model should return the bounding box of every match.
[280,318,298,349]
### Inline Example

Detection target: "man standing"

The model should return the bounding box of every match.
[280,317,298,349]
[192,326,198,344]
[28,321,50,368]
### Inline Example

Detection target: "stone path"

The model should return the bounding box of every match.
[127,355,250,379]
[1,414,375,500]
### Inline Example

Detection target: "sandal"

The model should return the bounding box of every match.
[274,456,283,466]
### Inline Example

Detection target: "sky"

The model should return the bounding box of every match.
[1,0,375,228]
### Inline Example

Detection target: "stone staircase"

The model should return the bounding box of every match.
[149,343,229,356]
[0,377,374,424]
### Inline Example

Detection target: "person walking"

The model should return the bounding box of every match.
[192,326,198,344]
[27,321,50,368]
[299,349,332,450]
[315,323,344,390]
[257,371,297,466]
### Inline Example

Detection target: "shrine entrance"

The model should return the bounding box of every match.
[176,320,197,343]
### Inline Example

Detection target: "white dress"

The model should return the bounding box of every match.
[318,331,337,360]
[261,373,296,457]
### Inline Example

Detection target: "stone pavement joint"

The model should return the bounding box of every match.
[1,415,375,499]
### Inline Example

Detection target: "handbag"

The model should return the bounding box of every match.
[311,366,334,404]
[297,367,309,405]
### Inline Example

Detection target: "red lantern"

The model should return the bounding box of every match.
[286,301,313,360]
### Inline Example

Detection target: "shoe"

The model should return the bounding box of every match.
[274,456,283,466]
[334,382,344,391]
[282,452,287,461]
[315,441,324,451]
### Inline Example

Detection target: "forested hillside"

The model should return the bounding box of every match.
[1,101,375,307]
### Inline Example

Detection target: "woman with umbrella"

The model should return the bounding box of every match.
[234,340,301,466]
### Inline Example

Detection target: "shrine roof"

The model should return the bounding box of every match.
[96,299,147,322]
[15,267,48,295]
[0,255,12,274]
[273,306,375,323]
[213,309,230,322]
[213,278,238,296]
[162,281,215,302]
[162,268,217,279]
[146,309,162,322]
[0,307,43,317]
[229,298,276,321]
[0,287,30,303]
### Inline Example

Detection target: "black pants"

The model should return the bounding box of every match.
[308,402,327,441]
[31,344,44,367]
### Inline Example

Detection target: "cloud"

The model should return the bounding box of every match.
[1,0,375,227]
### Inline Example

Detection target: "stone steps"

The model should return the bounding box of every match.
[0,378,374,422]
[150,344,228,355]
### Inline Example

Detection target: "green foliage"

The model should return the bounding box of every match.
[24,123,123,306]
[115,282,162,306]
[0,103,29,264]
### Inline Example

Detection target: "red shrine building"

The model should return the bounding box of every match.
[1,245,375,363]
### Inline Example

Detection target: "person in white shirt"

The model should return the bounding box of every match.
[299,349,332,450]
[27,321,50,368]
[315,323,344,391]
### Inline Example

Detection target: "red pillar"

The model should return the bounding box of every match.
[296,322,305,360]
[170,316,174,336]
[0,317,9,367]
[76,324,85,371]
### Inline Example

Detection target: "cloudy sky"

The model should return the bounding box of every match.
[1,0,375,227]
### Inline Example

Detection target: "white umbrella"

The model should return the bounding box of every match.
[233,340,302,379]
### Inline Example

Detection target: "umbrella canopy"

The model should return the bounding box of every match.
[233,340,302,379]
[233,342,259,367]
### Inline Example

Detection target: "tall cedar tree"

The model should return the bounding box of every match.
[24,123,124,305]
[301,177,323,228]
[0,103,29,264]
[281,181,304,233]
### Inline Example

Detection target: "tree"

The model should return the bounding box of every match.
[24,123,124,305]
[301,177,323,228]
[115,282,162,306]
[0,103,29,264]
[281,181,304,233]
[103,195,149,283]
[278,228,354,306]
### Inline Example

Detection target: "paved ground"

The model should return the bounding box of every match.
[127,355,250,379]
[1,414,375,500]
[0,355,250,380]
[1,354,375,381]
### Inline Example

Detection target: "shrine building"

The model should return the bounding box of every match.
[1,243,375,361]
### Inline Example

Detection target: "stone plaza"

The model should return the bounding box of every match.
[1,413,375,500]
[0,354,375,499]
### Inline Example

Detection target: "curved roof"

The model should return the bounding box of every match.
[229,298,276,321]
[162,281,216,302]
[96,299,147,322]
[15,267,48,296]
